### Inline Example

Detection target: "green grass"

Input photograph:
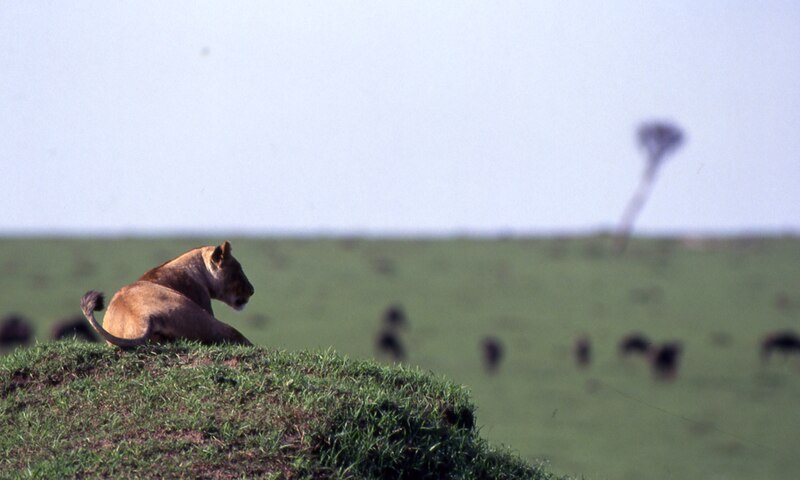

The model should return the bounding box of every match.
[2,235,800,479]
[0,341,563,479]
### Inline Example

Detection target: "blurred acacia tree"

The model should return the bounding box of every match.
[615,121,685,252]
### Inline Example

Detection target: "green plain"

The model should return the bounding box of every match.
[1,236,799,479]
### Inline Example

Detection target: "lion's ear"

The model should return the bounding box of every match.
[211,245,223,266]
[211,241,231,266]
[211,241,232,267]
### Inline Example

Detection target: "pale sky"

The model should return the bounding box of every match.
[2,2,799,236]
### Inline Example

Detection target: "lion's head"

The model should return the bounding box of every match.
[208,241,255,310]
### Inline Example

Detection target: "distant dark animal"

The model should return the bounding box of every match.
[761,330,800,361]
[0,314,34,347]
[52,316,99,342]
[375,328,405,362]
[629,286,663,304]
[383,305,408,329]
[619,332,652,356]
[480,336,504,374]
[650,342,682,380]
[709,331,732,348]
[574,335,591,368]
[773,292,793,312]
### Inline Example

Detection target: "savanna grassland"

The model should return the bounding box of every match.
[1,342,561,479]
[1,236,799,479]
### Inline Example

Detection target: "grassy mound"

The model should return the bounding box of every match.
[0,342,567,479]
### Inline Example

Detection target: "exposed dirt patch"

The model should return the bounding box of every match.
[223,358,240,369]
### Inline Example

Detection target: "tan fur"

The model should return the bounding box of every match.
[81,241,254,348]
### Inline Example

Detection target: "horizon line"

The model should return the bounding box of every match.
[0,226,797,239]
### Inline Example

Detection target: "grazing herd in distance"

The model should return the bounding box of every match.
[0,314,99,347]
[615,333,684,380]
[3,307,800,382]
[371,305,800,381]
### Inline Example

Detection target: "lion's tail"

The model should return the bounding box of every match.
[81,290,150,349]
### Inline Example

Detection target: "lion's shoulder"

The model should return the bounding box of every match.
[137,249,214,314]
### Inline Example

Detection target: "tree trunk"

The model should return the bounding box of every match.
[614,162,658,253]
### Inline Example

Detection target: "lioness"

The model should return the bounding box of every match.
[81,241,254,348]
